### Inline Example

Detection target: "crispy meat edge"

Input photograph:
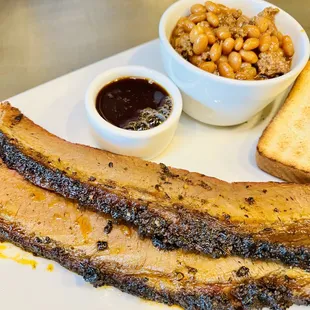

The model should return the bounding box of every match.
[1,129,310,271]
[0,213,306,310]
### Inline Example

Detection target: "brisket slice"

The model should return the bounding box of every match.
[0,159,310,310]
[1,103,310,270]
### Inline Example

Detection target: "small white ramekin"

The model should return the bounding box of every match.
[159,0,310,126]
[85,66,183,159]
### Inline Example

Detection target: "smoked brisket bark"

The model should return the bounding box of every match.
[0,159,310,310]
[2,102,310,270]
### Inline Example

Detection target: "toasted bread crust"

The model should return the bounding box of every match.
[257,62,310,183]
[256,149,310,183]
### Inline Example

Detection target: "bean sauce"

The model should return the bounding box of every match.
[96,77,172,131]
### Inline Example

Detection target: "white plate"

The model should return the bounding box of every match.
[1,39,302,310]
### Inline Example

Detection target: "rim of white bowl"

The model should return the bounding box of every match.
[159,0,310,86]
[85,65,183,138]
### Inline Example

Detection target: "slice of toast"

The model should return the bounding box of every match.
[257,61,310,183]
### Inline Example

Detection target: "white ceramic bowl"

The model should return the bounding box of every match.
[85,66,183,159]
[159,0,310,126]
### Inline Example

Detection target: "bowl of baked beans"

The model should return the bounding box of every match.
[159,0,309,126]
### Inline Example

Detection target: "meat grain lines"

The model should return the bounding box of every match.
[1,102,310,271]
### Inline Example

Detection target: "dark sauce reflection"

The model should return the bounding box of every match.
[96,77,172,131]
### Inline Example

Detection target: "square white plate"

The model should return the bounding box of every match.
[1,39,301,310]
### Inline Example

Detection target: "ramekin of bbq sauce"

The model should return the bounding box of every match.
[96,77,173,131]
[85,66,182,159]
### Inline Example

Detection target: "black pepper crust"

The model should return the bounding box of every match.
[104,220,113,234]
[1,132,310,271]
[0,216,306,310]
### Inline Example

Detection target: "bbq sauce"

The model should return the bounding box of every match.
[96,77,172,131]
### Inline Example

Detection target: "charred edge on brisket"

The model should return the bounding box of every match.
[1,132,310,270]
[0,217,298,310]
[104,220,113,234]
[97,241,108,251]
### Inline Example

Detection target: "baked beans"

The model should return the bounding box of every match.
[216,26,231,40]
[189,12,207,24]
[206,31,217,44]
[243,38,260,51]
[228,51,242,72]
[190,3,206,14]
[222,38,235,55]
[190,55,203,65]
[183,19,195,32]
[190,25,205,43]
[171,2,295,80]
[193,33,209,55]
[282,35,295,57]
[244,25,261,39]
[234,37,244,51]
[216,55,228,64]
[210,42,222,62]
[199,61,217,73]
[206,12,220,27]
[205,1,221,14]
[218,62,235,78]
[240,50,258,64]
[269,36,280,52]
[259,34,271,52]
